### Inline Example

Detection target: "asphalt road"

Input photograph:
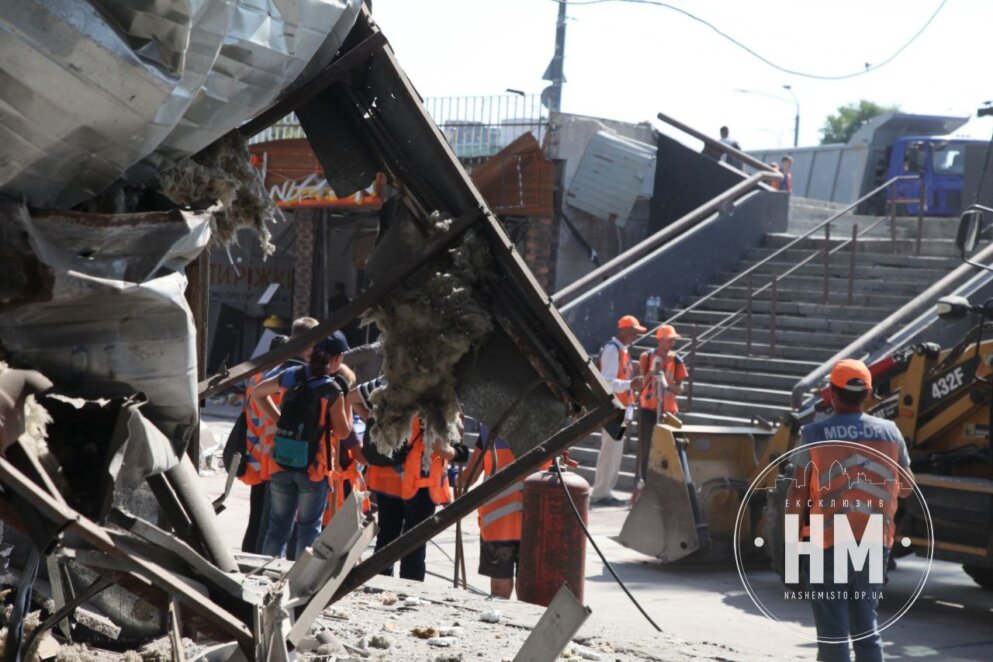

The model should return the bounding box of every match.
[202,414,993,661]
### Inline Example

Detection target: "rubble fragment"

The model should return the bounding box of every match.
[155,132,279,255]
[367,635,391,649]
[479,610,502,623]
[411,627,439,639]
[366,215,494,451]
[426,636,458,647]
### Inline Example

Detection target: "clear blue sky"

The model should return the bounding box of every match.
[372,0,993,149]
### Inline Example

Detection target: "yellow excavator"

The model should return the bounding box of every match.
[620,206,993,589]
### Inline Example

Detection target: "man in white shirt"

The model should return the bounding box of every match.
[591,315,645,506]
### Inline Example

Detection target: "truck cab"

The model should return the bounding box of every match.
[887,136,970,216]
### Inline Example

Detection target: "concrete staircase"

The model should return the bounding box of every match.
[569,203,962,494]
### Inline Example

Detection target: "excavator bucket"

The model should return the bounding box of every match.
[620,421,791,563]
[619,424,707,562]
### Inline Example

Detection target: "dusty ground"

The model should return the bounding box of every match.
[203,413,993,661]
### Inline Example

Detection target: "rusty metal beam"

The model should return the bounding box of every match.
[0,456,254,649]
[198,210,482,398]
[331,399,620,602]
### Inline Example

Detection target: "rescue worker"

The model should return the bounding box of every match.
[239,333,289,553]
[459,424,523,598]
[780,155,794,193]
[789,359,913,662]
[636,324,688,486]
[354,378,469,580]
[252,331,353,559]
[590,315,645,507]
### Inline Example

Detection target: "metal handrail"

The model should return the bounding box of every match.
[554,170,781,307]
[634,174,921,350]
[655,111,778,174]
[790,237,993,408]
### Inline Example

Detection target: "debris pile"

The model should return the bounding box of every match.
[366,215,494,451]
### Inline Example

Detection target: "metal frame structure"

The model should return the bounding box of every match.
[0,7,620,660]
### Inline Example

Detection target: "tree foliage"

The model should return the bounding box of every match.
[820,100,900,145]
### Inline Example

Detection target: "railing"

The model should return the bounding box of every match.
[789,205,993,408]
[553,112,783,309]
[423,94,547,162]
[634,175,923,403]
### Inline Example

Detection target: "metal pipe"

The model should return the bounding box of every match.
[687,335,696,409]
[791,238,993,408]
[554,171,780,307]
[917,181,926,256]
[823,223,831,304]
[163,454,238,573]
[890,195,897,251]
[770,275,778,355]
[655,111,777,173]
[745,274,753,355]
[848,224,858,306]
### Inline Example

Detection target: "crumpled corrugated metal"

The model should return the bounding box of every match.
[0,197,213,454]
[0,0,361,208]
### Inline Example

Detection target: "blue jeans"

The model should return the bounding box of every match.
[261,470,328,559]
[804,547,890,662]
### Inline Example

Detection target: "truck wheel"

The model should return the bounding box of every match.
[963,564,993,590]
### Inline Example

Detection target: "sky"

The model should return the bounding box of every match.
[371,0,993,150]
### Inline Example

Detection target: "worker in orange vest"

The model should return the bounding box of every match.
[459,424,525,598]
[590,315,645,507]
[636,324,688,486]
[787,359,913,662]
[354,378,469,580]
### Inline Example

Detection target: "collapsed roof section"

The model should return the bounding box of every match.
[0,0,362,208]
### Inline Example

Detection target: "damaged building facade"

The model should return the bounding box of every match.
[0,2,622,661]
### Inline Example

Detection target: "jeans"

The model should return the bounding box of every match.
[374,488,436,581]
[805,547,890,662]
[241,482,269,554]
[261,470,328,559]
[637,408,658,482]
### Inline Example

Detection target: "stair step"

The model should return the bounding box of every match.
[678,411,756,426]
[572,465,636,494]
[666,339,839,362]
[680,297,898,321]
[678,396,792,420]
[568,445,640,474]
[685,352,820,376]
[762,233,960,257]
[687,382,791,406]
[731,260,948,282]
[694,286,910,308]
[671,322,858,348]
[690,367,800,390]
[744,247,960,270]
[709,274,927,295]
[672,309,876,335]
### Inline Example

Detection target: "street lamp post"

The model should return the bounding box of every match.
[782,84,800,148]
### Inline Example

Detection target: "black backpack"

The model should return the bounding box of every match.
[221,411,249,477]
[273,368,339,470]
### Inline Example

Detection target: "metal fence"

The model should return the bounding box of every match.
[248,95,548,161]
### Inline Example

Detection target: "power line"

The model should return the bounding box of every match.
[550,0,948,81]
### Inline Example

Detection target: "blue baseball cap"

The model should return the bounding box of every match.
[315,330,349,356]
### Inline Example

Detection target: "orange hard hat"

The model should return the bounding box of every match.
[656,324,681,340]
[617,315,647,333]
[830,359,872,392]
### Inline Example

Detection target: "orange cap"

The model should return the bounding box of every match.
[830,359,872,392]
[656,324,681,340]
[617,315,647,333]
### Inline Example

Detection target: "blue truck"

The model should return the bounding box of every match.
[751,112,985,216]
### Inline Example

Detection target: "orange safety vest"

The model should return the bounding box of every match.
[365,418,423,498]
[800,440,904,549]
[323,445,371,526]
[400,420,451,505]
[241,372,271,486]
[638,351,685,413]
[602,339,635,407]
[478,441,523,542]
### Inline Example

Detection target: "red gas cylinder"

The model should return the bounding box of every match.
[517,467,590,607]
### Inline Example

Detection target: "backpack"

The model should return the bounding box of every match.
[273,368,339,470]
[221,411,249,477]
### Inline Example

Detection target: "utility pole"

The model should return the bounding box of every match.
[783,84,800,148]
[542,1,567,113]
